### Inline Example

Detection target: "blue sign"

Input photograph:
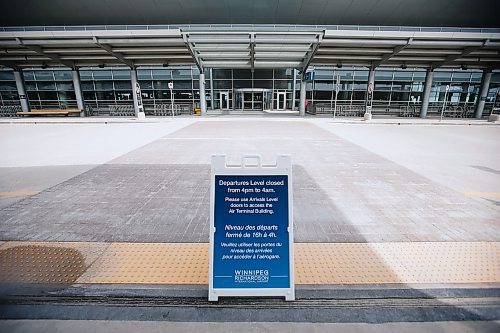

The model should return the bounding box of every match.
[213,175,290,289]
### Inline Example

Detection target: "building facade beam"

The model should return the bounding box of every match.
[16,42,74,68]
[372,38,412,67]
[300,33,323,73]
[93,37,134,68]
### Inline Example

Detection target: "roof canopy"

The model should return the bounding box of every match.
[1,27,499,71]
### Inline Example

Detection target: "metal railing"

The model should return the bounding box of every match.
[1,24,499,33]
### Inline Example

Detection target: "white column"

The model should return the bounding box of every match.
[364,66,375,120]
[13,69,29,112]
[72,69,84,116]
[292,69,297,111]
[420,68,434,118]
[475,70,492,119]
[299,76,306,117]
[199,73,207,116]
[130,68,139,117]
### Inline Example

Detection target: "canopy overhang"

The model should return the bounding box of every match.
[1,27,499,71]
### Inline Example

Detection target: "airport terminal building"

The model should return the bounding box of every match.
[0,0,499,118]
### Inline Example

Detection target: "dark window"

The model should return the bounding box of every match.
[34,71,54,81]
[171,69,192,79]
[83,91,96,100]
[393,71,413,81]
[233,69,252,79]
[1,90,19,100]
[81,81,95,91]
[375,70,393,80]
[152,69,171,80]
[137,69,152,80]
[274,69,294,79]
[352,81,367,90]
[114,80,132,90]
[0,82,17,91]
[79,70,93,80]
[354,70,369,80]
[138,80,153,90]
[53,71,72,81]
[172,80,192,89]
[254,80,272,88]
[22,71,35,81]
[37,82,56,90]
[374,81,392,91]
[254,69,272,79]
[58,91,76,100]
[25,82,37,91]
[373,91,390,101]
[92,70,113,80]
[313,90,332,100]
[27,91,39,101]
[433,71,452,81]
[233,80,251,89]
[314,81,333,90]
[352,91,366,101]
[274,80,292,89]
[112,70,131,80]
[96,91,115,100]
[38,91,58,100]
[0,71,14,80]
[213,69,232,79]
[94,81,113,90]
[213,80,232,89]
[56,82,74,91]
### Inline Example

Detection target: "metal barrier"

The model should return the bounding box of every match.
[152,103,193,116]
[337,105,365,117]
[442,105,475,118]
[399,106,419,117]
[0,105,22,117]
[109,105,135,117]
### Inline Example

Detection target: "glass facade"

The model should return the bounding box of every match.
[1,66,499,116]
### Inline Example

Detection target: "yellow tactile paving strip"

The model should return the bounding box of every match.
[464,192,500,200]
[0,190,39,197]
[0,241,498,285]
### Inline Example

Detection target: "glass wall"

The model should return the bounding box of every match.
[212,68,294,110]
[1,66,499,116]
[0,70,18,105]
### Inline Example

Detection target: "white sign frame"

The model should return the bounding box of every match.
[209,154,295,302]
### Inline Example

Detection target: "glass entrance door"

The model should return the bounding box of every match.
[277,92,286,110]
[220,91,229,110]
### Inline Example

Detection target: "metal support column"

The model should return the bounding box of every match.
[299,75,306,117]
[199,72,207,116]
[130,68,139,117]
[13,69,29,112]
[475,70,492,119]
[420,68,434,118]
[292,69,297,111]
[210,68,215,110]
[364,66,375,120]
[72,69,85,116]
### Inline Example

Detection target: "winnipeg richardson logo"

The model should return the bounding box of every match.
[234,269,269,283]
